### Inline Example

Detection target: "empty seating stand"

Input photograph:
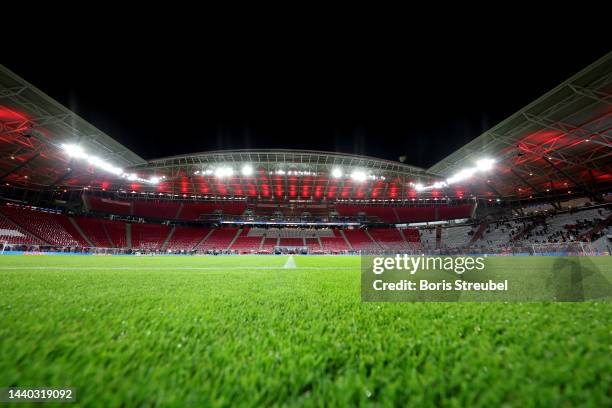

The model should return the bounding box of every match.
[165,226,210,252]
[196,227,238,251]
[76,217,127,248]
[0,211,45,245]
[320,237,349,252]
[369,228,403,249]
[230,228,262,253]
[131,223,171,251]
[1,207,85,247]
[279,238,304,246]
[343,229,378,251]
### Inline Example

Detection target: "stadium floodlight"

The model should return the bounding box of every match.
[350,170,367,182]
[149,176,160,184]
[61,143,130,178]
[215,166,234,178]
[414,183,424,191]
[62,143,88,159]
[432,181,447,189]
[475,158,495,172]
[331,168,343,178]
[447,168,477,184]
[241,164,254,176]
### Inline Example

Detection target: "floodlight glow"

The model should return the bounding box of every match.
[475,158,495,171]
[62,144,87,159]
[414,183,424,191]
[447,168,477,184]
[351,170,367,182]
[331,168,343,178]
[241,164,253,176]
[432,181,447,189]
[215,166,234,178]
[149,176,160,184]
[61,143,130,178]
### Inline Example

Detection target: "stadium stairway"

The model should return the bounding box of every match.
[160,226,176,251]
[364,229,383,250]
[68,217,94,247]
[469,219,489,246]
[398,228,409,244]
[579,213,612,241]
[174,202,184,220]
[195,229,215,249]
[392,207,401,223]
[339,229,353,250]
[227,229,242,250]
[126,224,132,249]
[0,211,46,245]
[510,220,538,243]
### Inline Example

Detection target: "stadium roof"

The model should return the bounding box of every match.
[429,51,612,201]
[0,53,610,203]
[0,64,145,188]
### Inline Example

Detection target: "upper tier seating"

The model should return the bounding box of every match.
[1,207,86,246]
[88,196,132,215]
[133,200,181,220]
[179,203,222,220]
[438,205,473,220]
[254,203,330,217]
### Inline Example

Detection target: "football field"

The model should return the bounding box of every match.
[1,255,611,406]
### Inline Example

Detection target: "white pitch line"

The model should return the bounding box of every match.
[283,255,297,269]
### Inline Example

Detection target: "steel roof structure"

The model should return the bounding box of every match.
[429,51,612,201]
[0,64,145,189]
[0,53,610,203]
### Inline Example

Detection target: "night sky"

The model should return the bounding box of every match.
[5,42,609,169]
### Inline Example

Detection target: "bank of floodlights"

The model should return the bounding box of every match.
[61,144,161,184]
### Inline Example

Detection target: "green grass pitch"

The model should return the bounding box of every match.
[1,255,611,406]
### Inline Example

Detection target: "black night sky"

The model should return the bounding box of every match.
[5,40,609,169]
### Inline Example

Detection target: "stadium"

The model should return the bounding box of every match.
[1,50,611,406]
